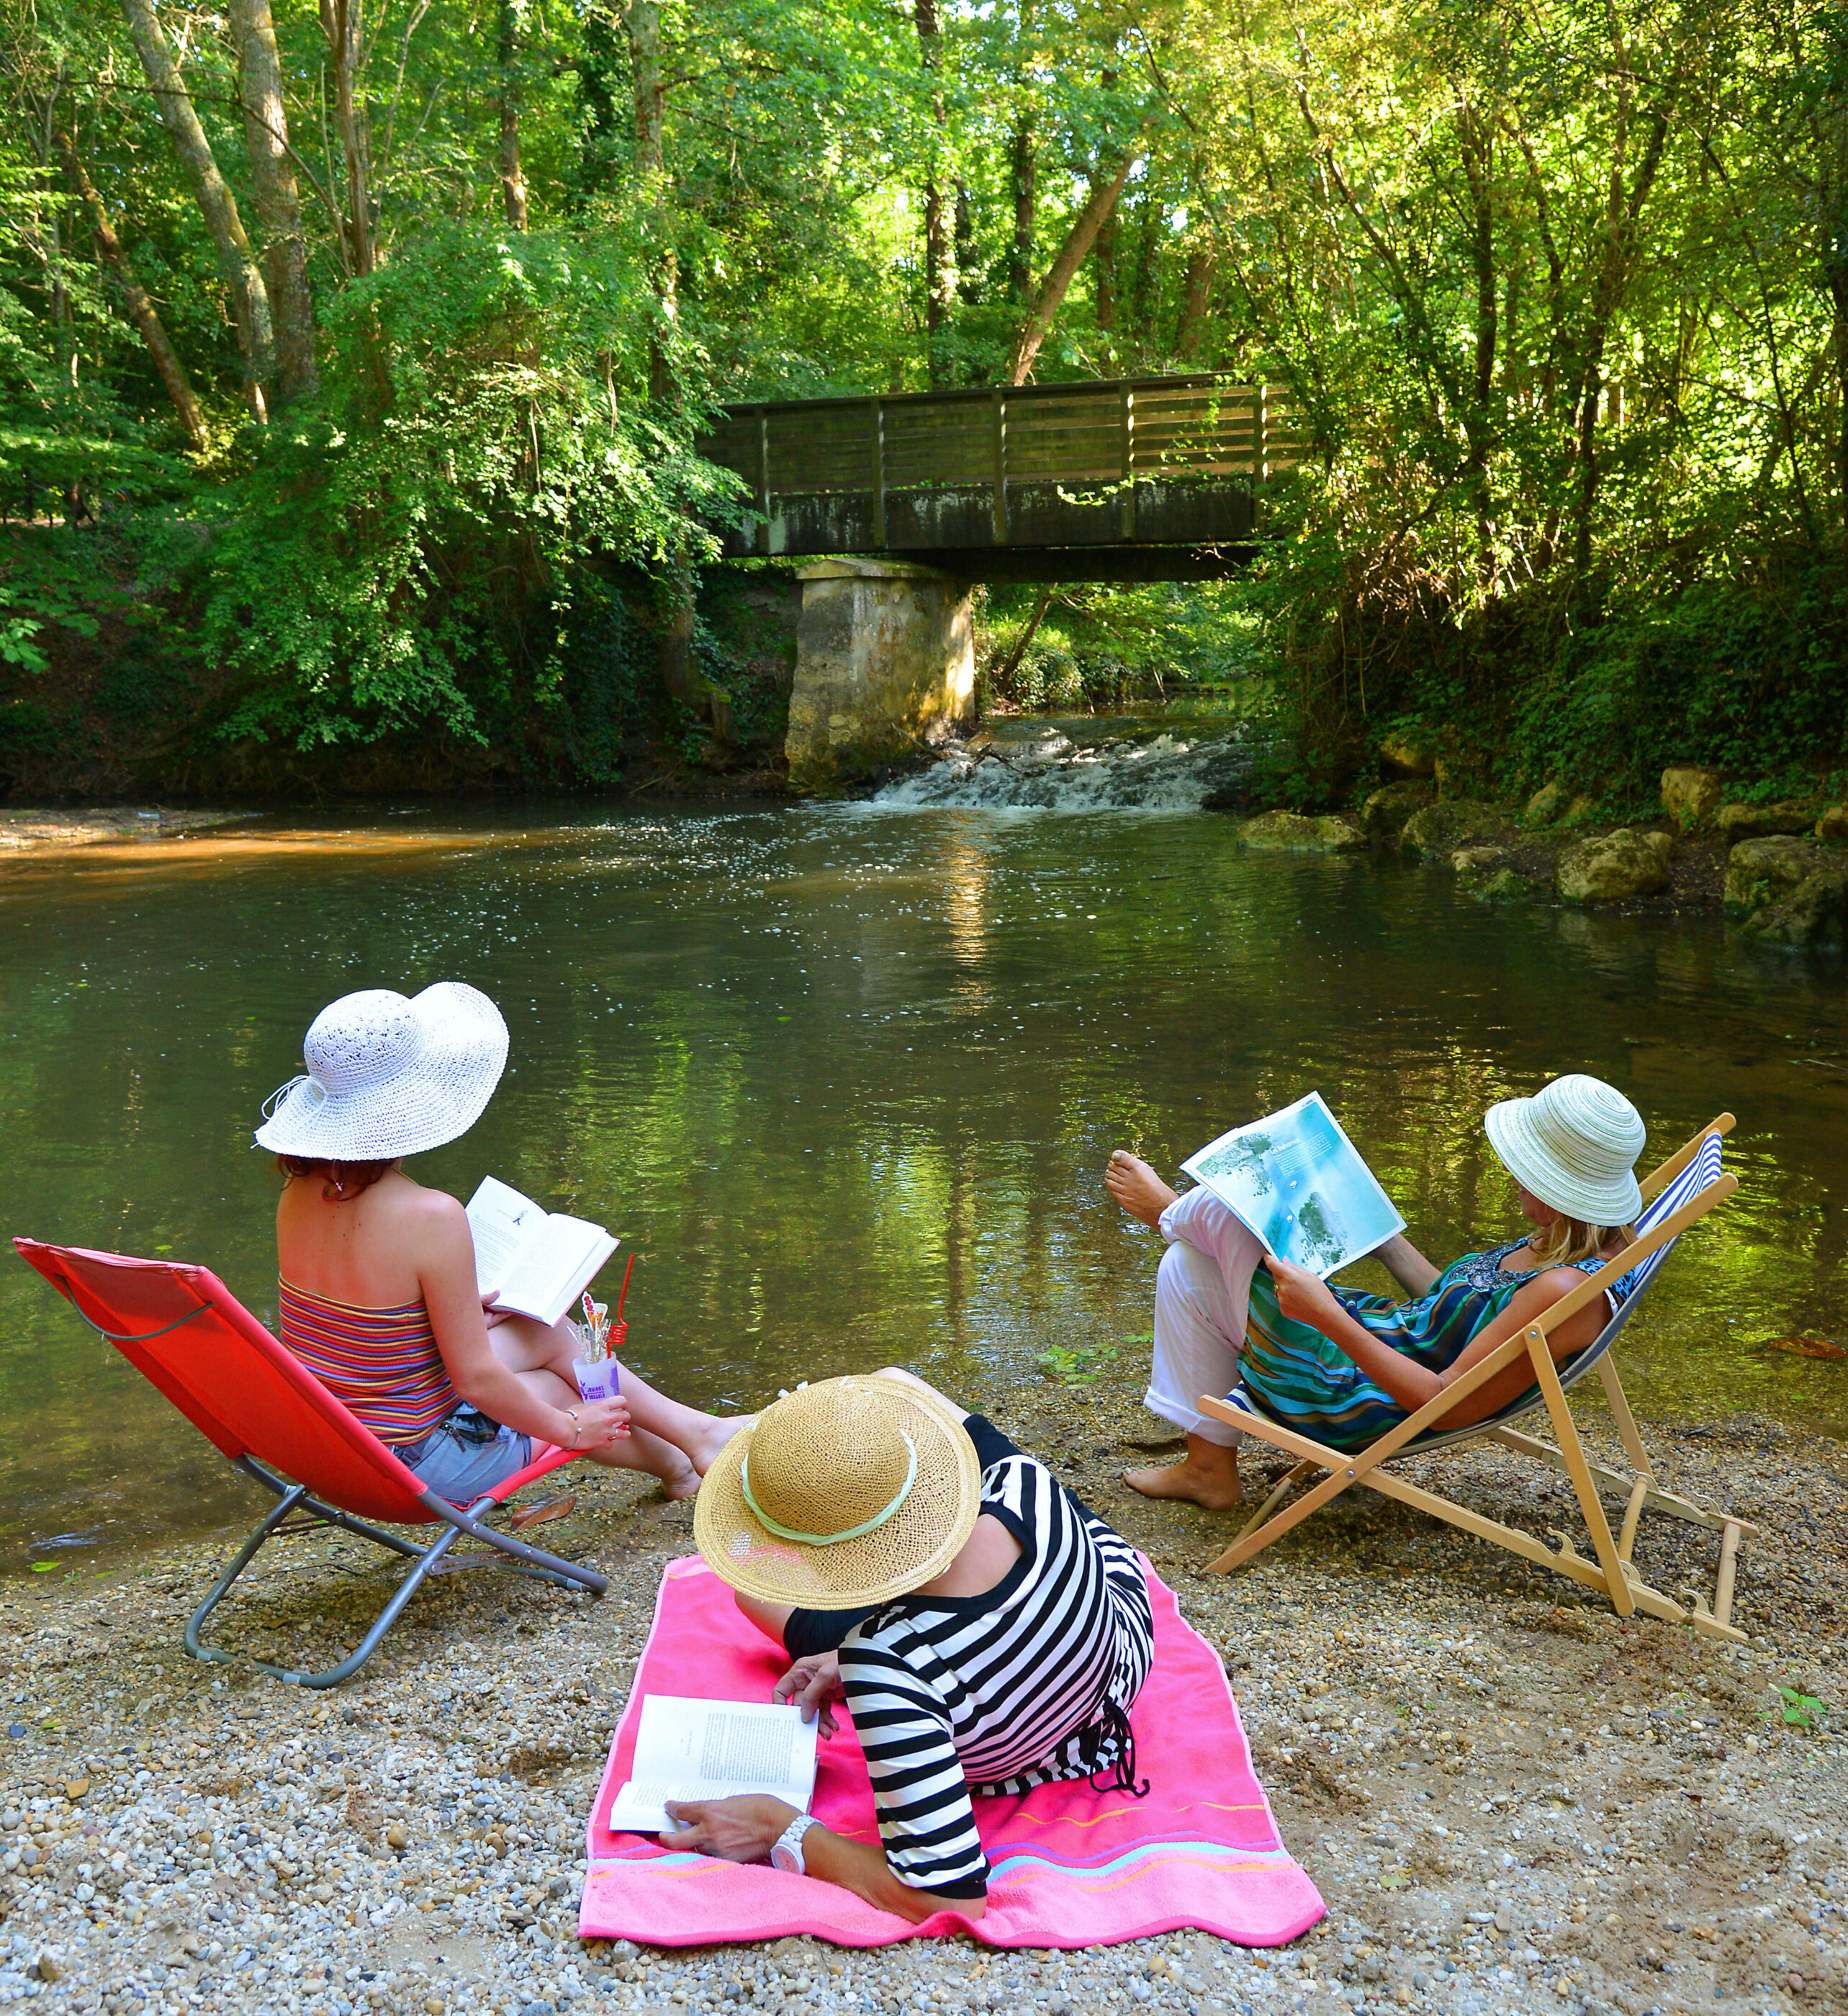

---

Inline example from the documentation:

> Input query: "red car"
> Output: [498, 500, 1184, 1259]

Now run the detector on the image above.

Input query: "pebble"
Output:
[0, 1408, 1839, 2016]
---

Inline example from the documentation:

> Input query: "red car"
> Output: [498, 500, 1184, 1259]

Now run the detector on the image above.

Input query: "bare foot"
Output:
[1106, 1150, 1179, 1228]
[686, 1413, 754, 1477]
[660, 1458, 701, 1502]
[1124, 1446, 1243, 1512]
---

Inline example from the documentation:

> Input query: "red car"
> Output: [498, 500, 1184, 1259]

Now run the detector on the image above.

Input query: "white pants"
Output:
[1144, 1187, 1266, 1449]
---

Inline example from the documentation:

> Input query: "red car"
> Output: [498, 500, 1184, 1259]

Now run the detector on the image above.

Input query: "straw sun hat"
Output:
[693, 1376, 983, 1608]
[253, 983, 509, 1161]
[1484, 1073, 1646, 1226]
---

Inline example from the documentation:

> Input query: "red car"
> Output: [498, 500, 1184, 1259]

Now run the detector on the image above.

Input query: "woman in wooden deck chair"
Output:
[1106, 1074, 1646, 1511]
[258, 983, 742, 1503]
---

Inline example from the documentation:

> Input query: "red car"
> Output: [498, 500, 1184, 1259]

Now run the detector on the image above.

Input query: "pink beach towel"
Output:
[580, 1556, 1323, 1950]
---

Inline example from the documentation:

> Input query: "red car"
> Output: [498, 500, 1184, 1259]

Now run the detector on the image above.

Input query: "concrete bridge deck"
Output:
[698, 375, 1302, 580]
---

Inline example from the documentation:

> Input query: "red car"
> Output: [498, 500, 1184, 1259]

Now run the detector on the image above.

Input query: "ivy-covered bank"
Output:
[0, 558, 804, 804]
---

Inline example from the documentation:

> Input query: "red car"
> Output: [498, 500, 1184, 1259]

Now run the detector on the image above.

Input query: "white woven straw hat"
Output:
[1484, 1074, 1645, 1225]
[693, 1376, 983, 1608]
[253, 983, 509, 1160]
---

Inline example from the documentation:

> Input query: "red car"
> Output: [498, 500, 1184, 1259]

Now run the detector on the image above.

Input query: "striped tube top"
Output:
[278, 1279, 459, 1446]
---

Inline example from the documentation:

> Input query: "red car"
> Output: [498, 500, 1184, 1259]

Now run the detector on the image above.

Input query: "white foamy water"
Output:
[872, 719, 1253, 811]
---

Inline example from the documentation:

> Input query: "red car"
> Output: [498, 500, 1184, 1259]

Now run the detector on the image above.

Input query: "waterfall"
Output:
[870, 716, 1254, 813]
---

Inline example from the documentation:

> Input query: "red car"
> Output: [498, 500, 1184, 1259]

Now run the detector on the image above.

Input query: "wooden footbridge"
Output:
[698, 375, 1301, 581]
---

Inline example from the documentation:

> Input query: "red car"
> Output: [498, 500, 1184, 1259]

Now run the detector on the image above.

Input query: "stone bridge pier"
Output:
[784, 558, 974, 795]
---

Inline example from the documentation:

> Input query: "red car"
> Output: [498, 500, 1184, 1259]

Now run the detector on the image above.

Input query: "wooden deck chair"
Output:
[1199, 1117, 1759, 1642]
[14, 1238, 608, 1687]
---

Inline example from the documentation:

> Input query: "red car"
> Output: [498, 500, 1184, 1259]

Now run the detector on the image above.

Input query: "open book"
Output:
[605, 1696, 819, 1836]
[464, 1176, 618, 1327]
[1181, 1091, 1405, 1279]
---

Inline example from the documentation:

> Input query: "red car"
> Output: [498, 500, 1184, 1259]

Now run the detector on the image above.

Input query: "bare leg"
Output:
[1125, 1433, 1242, 1511]
[489, 1316, 724, 1498]
[617, 1360, 751, 1476]
[1106, 1151, 1178, 1228]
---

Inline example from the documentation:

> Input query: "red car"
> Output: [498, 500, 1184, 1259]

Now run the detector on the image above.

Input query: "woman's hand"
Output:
[480, 1291, 516, 1331]
[661, 1794, 794, 1863]
[1265, 1254, 1347, 1335]
[564, 1395, 630, 1449]
[773, 1652, 846, 1736]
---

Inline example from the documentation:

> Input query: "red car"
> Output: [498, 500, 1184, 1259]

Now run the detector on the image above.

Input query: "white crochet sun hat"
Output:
[253, 984, 509, 1160]
[1484, 1074, 1646, 1226]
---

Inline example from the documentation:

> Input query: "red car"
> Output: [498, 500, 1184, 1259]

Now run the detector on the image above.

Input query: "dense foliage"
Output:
[0, 1, 1843, 796]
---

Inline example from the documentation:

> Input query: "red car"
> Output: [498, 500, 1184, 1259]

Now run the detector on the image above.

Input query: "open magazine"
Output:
[605, 1696, 819, 1835]
[1181, 1092, 1405, 1279]
[465, 1176, 618, 1327]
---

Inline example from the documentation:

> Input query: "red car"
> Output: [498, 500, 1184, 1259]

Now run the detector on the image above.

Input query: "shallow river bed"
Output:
[0, 799, 1844, 1565]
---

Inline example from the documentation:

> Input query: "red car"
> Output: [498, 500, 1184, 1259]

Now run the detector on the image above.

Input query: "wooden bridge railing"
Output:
[698, 376, 1303, 562]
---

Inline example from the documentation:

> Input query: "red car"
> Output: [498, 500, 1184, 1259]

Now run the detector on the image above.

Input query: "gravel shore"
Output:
[2, 1391, 1842, 2016]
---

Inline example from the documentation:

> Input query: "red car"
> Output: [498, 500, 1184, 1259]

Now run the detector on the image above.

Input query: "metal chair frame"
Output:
[16, 1239, 608, 1688]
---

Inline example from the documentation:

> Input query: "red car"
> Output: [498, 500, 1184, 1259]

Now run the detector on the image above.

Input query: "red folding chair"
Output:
[15, 1239, 607, 1687]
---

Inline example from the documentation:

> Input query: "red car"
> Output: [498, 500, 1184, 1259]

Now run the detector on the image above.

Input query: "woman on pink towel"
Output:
[659, 1369, 1153, 1922]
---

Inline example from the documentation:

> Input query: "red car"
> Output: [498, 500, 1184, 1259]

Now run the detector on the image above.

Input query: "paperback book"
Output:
[604, 1696, 819, 1836]
[465, 1176, 618, 1327]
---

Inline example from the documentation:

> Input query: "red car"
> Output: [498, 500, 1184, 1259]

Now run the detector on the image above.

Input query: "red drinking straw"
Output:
[613, 1251, 635, 1354]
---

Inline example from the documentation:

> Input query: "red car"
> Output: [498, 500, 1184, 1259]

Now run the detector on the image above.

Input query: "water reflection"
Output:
[0, 806, 1842, 1570]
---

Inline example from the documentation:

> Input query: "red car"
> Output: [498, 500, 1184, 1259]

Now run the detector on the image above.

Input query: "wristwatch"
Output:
[770, 1812, 818, 1876]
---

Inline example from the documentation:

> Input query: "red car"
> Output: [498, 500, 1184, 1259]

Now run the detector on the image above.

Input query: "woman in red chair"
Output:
[258, 983, 742, 1502]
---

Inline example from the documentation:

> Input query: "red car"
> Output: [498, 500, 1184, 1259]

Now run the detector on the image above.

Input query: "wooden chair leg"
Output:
[1525, 1328, 1636, 1619]
[1233, 1460, 1316, 1544]
[1596, 1355, 1655, 1477]
[1617, 1475, 1651, 1565]
[1713, 1522, 1744, 1632]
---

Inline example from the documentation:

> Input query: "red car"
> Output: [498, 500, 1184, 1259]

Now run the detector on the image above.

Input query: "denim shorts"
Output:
[399, 1405, 533, 1502]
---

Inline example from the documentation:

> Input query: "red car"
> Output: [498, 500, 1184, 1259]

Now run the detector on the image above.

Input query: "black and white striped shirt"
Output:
[835, 1423, 1153, 1899]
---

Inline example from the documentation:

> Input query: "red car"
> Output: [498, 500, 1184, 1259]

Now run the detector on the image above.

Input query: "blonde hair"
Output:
[1529, 1212, 1635, 1267]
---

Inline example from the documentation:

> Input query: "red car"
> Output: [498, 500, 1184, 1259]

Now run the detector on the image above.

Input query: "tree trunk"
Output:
[621, 0, 700, 711]
[497, 0, 528, 230]
[1011, 109, 1036, 306]
[320, 0, 374, 276]
[1006, 151, 1135, 384]
[55, 126, 209, 450]
[1091, 169, 1119, 333]
[1176, 240, 1215, 359]
[914, 0, 952, 381]
[1821, 114, 1848, 610]
[1827, 252, 1848, 613]
[623, 0, 675, 405]
[117, 0, 272, 415]
[955, 179, 978, 303]
[629, 0, 665, 173]
[1010, 0, 1035, 306]
[230, 0, 317, 403]
[991, 585, 1055, 692]
[1456, 90, 1497, 580]
[1130, 186, 1160, 353]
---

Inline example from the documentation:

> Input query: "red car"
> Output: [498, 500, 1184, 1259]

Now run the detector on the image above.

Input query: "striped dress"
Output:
[835, 1421, 1153, 1901]
[278, 1279, 459, 1446]
[1237, 1241, 1641, 1451]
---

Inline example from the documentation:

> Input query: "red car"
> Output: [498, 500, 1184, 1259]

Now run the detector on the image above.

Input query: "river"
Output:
[2, 746, 1844, 1570]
